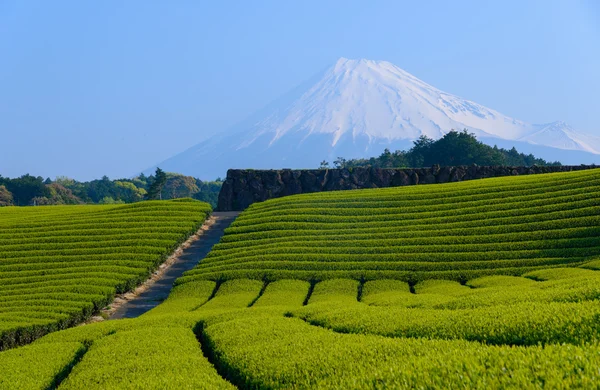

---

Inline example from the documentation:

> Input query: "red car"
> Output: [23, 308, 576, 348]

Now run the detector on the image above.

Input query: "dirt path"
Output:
[109, 211, 240, 319]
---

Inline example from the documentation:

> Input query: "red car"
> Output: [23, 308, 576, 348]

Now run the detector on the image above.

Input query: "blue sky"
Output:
[1, 0, 598, 180]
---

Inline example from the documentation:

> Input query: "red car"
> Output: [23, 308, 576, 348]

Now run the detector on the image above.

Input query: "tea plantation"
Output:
[0, 199, 211, 350]
[1, 169, 600, 389]
[185, 168, 600, 282]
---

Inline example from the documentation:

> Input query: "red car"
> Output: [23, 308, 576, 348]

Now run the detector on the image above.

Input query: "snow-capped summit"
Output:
[151, 58, 600, 179]
[256, 57, 533, 144]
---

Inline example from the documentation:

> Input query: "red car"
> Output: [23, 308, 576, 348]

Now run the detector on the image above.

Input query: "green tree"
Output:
[408, 135, 435, 167]
[146, 168, 167, 200]
[54, 176, 76, 187]
[1, 174, 49, 206]
[333, 157, 347, 169]
[114, 181, 146, 203]
[193, 178, 223, 208]
[164, 174, 200, 199]
[379, 149, 393, 168]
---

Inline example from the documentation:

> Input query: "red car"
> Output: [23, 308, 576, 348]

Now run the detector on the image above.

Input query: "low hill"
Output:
[0, 199, 211, 350]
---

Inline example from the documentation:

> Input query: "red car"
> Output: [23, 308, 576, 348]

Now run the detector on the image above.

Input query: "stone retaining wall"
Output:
[217, 165, 597, 211]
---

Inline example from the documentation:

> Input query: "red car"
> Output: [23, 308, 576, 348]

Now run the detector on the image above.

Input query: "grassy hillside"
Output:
[0, 199, 211, 350]
[1, 170, 600, 388]
[182, 168, 600, 283]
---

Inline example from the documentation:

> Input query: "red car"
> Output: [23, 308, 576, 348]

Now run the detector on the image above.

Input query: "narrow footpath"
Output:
[110, 211, 240, 319]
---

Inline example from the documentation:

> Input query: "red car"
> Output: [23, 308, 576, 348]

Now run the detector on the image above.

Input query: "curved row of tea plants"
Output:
[180, 169, 600, 283]
[3, 271, 600, 389]
[292, 268, 600, 346]
[0, 199, 211, 350]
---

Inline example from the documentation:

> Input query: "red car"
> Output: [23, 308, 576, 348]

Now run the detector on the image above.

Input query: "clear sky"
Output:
[1, 0, 599, 180]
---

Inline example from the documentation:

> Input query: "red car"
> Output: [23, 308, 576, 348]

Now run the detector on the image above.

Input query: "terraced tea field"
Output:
[0, 199, 211, 350]
[1, 169, 600, 389]
[184, 168, 600, 282]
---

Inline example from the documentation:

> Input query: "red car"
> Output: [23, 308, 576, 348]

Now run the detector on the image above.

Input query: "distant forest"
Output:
[321, 130, 562, 169]
[0, 170, 222, 208]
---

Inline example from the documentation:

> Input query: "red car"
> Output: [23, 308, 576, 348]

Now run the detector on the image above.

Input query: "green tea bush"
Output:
[202, 315, 600, 389]
[0, 341, 85, 389]
[0, 199, 211, 350]
[251, 279, 310, 307]
[59, 327, 233, 389]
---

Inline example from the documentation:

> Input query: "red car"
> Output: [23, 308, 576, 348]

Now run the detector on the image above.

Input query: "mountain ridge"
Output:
[149, 57, 600, 179]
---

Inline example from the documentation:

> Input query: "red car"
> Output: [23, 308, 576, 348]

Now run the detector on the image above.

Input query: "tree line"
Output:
[0, 168, 223, 208]
[320, 131, 561, 169]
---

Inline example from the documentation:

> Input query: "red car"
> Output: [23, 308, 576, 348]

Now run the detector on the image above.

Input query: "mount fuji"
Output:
[151, 58, 600, 179]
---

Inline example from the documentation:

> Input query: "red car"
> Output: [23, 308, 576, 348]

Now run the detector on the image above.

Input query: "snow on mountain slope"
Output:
[150, 58, 599, 179]
[519, 121, 600, 154]
[247, 58, 530, 146]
